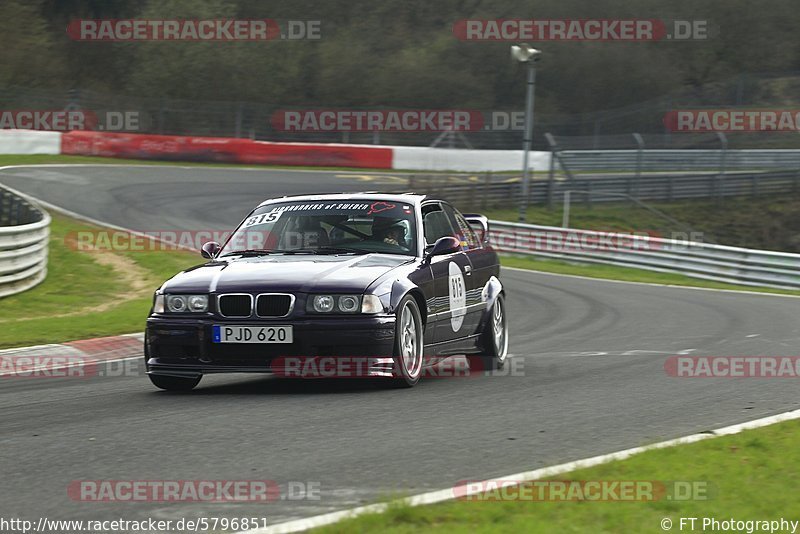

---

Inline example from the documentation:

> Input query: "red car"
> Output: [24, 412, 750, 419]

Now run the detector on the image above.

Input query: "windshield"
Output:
[220, 199, 417, 256]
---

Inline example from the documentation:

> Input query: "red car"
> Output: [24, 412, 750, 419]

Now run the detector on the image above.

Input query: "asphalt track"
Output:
[1, 165, 799, 528]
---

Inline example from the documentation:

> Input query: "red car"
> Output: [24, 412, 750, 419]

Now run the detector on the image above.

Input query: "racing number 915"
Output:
[451, 276, 464, 301]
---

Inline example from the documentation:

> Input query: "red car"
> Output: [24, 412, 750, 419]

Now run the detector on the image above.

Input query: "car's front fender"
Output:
[478, 275, 504, 328]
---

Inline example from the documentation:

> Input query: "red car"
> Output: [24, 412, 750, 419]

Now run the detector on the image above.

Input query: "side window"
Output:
[421, 203, 456, 246]
[443, 204, 479, 250]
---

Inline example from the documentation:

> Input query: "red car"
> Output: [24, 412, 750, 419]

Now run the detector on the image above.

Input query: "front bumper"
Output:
[145, 314, 397, 377]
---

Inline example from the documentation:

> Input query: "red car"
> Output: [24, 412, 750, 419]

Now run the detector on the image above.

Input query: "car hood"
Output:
[160, 253, 414, 294]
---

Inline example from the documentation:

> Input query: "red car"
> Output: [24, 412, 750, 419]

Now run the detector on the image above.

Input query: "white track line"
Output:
[239, 408, 800, 534]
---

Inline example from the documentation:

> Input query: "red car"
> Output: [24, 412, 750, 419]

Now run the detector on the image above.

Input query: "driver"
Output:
[371, 217, 407, 247]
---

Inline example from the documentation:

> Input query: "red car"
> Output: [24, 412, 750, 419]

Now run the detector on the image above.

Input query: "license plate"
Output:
[213, 325, 293, 344]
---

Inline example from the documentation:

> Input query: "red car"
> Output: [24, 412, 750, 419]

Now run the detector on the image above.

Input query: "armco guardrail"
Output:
[414, 169, 800, 208]
[489, 220, 800, 290]
[560, 149, 800, 171]
[0, 187, 50, 298]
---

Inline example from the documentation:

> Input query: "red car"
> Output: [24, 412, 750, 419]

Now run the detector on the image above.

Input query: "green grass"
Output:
[485, 193, 800, 254]
[313, 419, 800, 533]
[500, 255, 800, 296]
[0, 213, 197, 348]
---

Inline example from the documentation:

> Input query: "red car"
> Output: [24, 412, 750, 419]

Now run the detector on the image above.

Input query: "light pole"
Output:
[511, 43, 541, 222]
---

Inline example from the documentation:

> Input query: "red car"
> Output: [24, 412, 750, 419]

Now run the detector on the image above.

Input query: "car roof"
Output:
[256, 192, 431, 208]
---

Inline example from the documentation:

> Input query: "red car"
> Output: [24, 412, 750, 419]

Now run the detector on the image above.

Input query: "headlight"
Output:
[312, 295, 335, 313]
[153, 293, 165, 313]
[163, 294, 208, 313]
[167, 295, 186, 312]
[187, 295, 209, 312]
[307, 294, 383, 314]
[338, 295, 360, 312]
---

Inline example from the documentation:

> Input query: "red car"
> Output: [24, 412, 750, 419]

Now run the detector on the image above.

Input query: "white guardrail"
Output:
[0, 188, 50, 298]
[489, 220, 800, 290]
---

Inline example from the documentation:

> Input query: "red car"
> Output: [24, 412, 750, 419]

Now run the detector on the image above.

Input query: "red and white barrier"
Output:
[60, 131, 394, 169]
[392, 145, 549, 172]
[0, 129, 61, 155]
[0, 129, 551, 172]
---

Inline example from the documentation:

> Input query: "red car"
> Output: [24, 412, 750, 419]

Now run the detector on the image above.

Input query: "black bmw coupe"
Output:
[145, 193, 507, 389]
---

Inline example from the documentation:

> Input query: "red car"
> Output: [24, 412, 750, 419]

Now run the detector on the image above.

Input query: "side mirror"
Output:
[463, 214, 489, 243]
[426, 236, 461, 261]
[201, 241, 221, 259]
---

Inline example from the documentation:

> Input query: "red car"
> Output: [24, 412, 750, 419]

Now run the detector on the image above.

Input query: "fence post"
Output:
[716, 132, 728, 204]
[482, 174, 491, 210]
[547, 144, 556, 210]
[633, 133, 644, 200]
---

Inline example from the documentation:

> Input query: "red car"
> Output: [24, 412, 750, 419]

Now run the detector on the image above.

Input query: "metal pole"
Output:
[547, 138, 556, 209]
[562, 190, 571, 228]
[716, 132, 728, 203]
[633, 132, 644, 200]
[518, 62, 537, 222]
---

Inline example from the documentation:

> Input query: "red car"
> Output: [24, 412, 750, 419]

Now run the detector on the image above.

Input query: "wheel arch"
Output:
[390, 279, 428, 326]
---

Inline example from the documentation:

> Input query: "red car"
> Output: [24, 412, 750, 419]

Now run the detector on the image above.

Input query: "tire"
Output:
[148, 374, 202, 391]
[390, 295, 424, 388]
[472, 293, 508, 372]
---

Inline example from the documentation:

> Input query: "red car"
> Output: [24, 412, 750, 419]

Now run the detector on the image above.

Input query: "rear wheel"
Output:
[471, 293, 508, 373]
[390, 295, 424, 388]
[148, 374, 201, 391]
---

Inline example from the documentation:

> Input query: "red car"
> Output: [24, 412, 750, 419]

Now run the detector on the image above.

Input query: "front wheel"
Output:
[472, 293, 508, 372]
[390, 295, 424, 388]
[148, 374, 202, 391]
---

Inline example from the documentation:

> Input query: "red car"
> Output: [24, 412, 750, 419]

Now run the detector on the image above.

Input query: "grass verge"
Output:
[313, 418, 800, 533]
[0, 213, 197, 348]
[484, 192, 800, 254]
